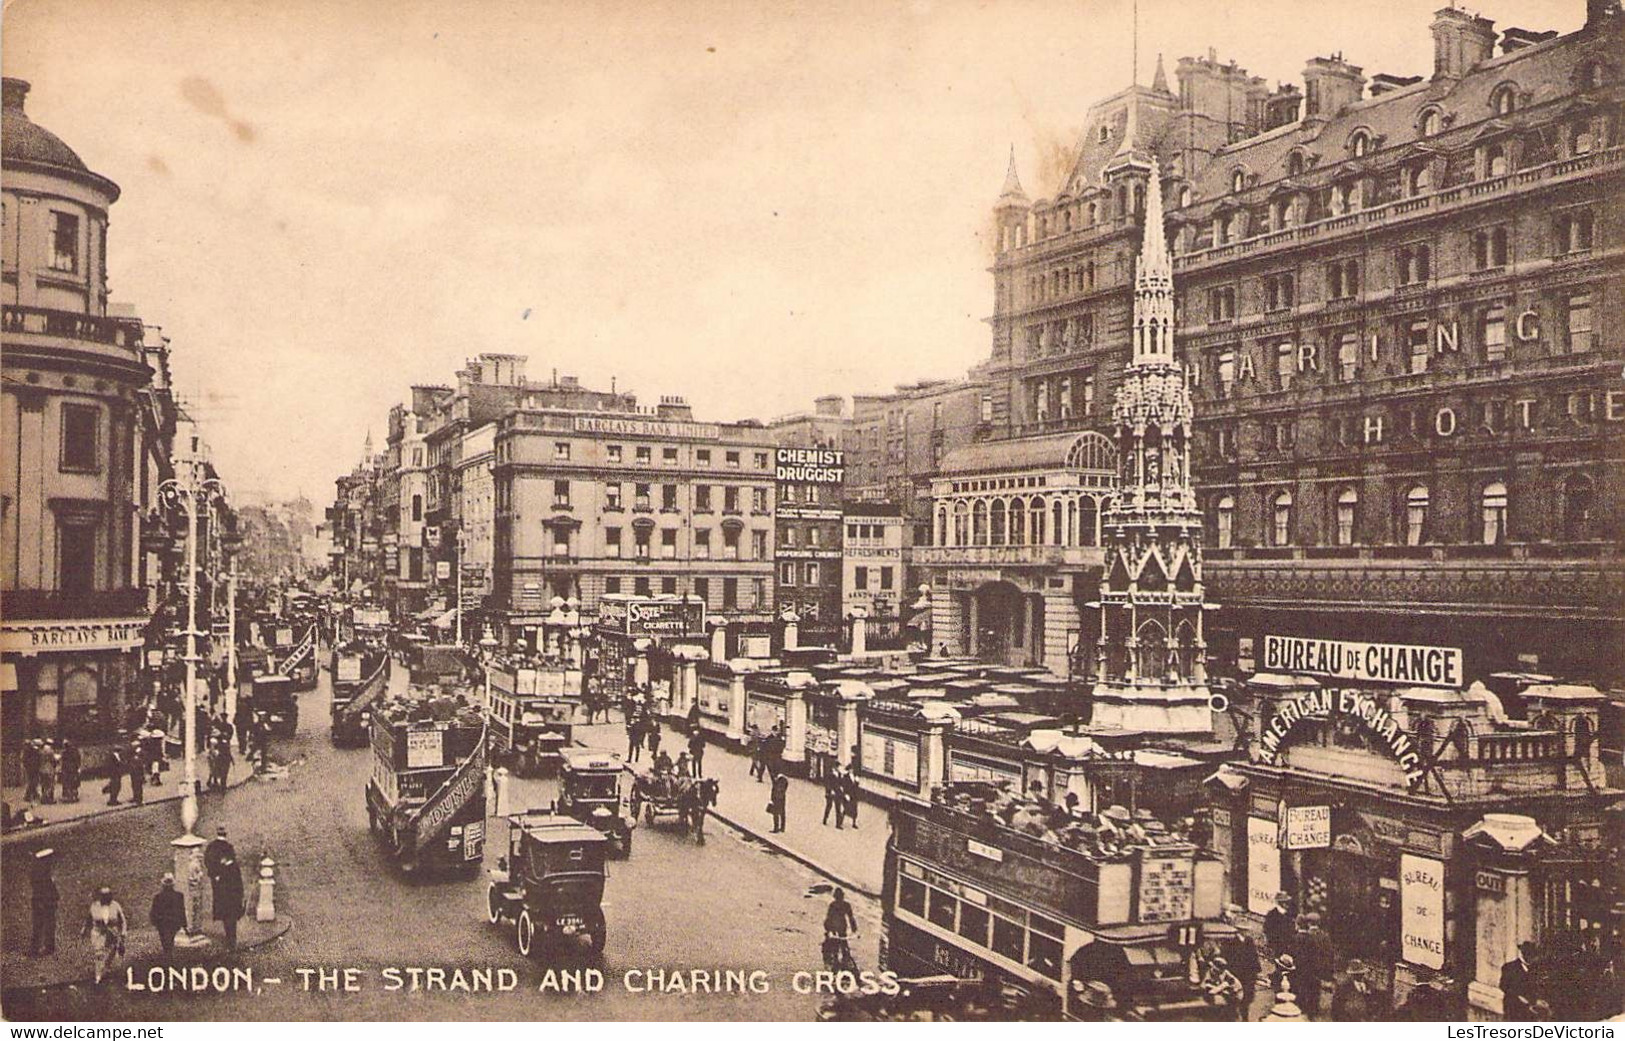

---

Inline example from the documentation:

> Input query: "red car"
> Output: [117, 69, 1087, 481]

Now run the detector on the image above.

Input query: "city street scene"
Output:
[2, 0, 1622, 1027]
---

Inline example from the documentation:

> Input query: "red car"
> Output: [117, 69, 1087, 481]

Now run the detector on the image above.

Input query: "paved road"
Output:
[3, 666, 879, 1021]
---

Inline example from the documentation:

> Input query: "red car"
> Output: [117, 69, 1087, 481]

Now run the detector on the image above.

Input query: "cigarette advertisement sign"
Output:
[1400, 853, 1446, 969]
[1262, 634, 1463, 689]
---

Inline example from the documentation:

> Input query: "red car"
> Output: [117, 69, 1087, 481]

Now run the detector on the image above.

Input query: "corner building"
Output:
[979, 1, 1624, 684]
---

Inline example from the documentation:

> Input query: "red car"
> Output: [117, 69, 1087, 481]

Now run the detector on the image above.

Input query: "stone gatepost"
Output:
[1464, 813, 1548, 1021]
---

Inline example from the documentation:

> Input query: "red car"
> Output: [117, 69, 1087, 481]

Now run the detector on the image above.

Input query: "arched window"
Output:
[1030, 498, 1046, 545]
[990, 499, 1006, 545]
[1087, 202, 1097, 225]
[1481, 481, 1508, 545]
[1492, 84, 1517, 117]
[1350, 130, 1372, 157]
[1409, 163, 1432, 195]
[1178, 184, 1193, 208]
[1231, 168, 1246, 194]
[1136, 620, 1168, 681]
[1420, 108, 1442, 137]
[1486, 143, 1508, 178]
[1009, 498, 1027, 545]
[1562, 474, 1594, 541]
[1271, 489, 1293, 547]
[1336, 487, 1359, 546]
[1578, 61, 1605, 91]
[972, 500, 988, 546]
[1052, 500, 1064, 546]
[1405, 485, 1430, 547]
[1286, 151, 1304, 177]
[1066, 499, 1079, 547]
[1574, 716, 1595, 759]
[1216, 495, 1235, 549]
[935, 505, 948, 547]
[953, 501, 969, 546]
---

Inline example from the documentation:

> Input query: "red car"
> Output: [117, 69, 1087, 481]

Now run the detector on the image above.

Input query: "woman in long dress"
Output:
[82, 887, 127, 984]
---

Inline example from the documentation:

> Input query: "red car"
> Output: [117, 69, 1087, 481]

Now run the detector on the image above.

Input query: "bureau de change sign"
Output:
[1262, 634, 1463, 689]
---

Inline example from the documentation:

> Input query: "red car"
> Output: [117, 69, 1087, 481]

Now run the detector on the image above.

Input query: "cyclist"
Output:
[823, 888, 860, 972]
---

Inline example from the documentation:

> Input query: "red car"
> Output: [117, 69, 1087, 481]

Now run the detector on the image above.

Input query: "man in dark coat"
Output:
[127, 743, 145, 805]
[205, 826, 236, 885]
[104, 749, 124, 806]
[768, 772, 789, 833]
[213, 854, 245, 949]
[687, 730, 706, 778]
[1223, 926, 1262, 1013]
[59, 741, 81, 803]
[29, 848, 58, 956]
[645, 718, 662, 759]
[1499, 941, 1539, 1022]
[1331, 959, 1379, 1022]
[842, 768, 861, 829]
[149, 873, 187, 959]
[1294, 913, 1335, 1017]
[23, 740, 42, 801]
[1263, 893, 1295, 955]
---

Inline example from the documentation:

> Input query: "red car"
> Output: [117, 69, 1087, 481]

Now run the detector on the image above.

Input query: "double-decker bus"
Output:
[882, 782, 1235, 1021]
[486, 660, 579, 777]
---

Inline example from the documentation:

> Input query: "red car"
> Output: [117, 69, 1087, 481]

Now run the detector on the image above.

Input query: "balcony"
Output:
[3, 587, 149, 621]
[1174, 145, 1625, 273]
[3, 305, 145, 349]
[912, 544, 1104, 568]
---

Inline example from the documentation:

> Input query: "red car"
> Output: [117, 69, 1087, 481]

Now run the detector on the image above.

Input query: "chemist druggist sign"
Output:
[1262, 635, 1463, 690]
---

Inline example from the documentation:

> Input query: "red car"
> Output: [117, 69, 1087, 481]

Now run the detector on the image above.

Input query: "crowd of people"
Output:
[934, 780, 1210, 862]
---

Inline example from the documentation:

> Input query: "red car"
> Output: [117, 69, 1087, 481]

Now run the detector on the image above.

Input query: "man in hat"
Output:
[1263, 892, 1296, 956]
[1200, 954, 1246, 1019]
[103, 747, 123, 806]
[29, 848, 59, 956]
[1331, 959, 1379, 1021]
[59, 740, 81, 803]
[127, 741, 146, 805]
[1499, 941, 1540, 1021]
[1221, 909, 1262, 1013]
[212, 854, 245, 950]
[37, 744, 57, 804]
[205, 826, 236, 885]
[1294, 912, 1334, 1017]
[149, 873, 187, 959]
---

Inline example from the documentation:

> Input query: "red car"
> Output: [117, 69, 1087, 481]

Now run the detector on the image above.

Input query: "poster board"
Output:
[1247, 816, 1282, 916]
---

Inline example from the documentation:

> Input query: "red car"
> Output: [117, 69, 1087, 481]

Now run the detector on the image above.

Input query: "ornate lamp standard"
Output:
[158, 459, 227, 944]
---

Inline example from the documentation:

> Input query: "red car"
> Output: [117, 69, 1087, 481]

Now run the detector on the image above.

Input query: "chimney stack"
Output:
[1587, 0, 1622, 28]
[1499, 27, 1557, 53]
[1369, 72, 1424, 96]
[2, 78, 28, 113]
[1302, 54, 1366, 120]
[1430, 7, 1497, 81]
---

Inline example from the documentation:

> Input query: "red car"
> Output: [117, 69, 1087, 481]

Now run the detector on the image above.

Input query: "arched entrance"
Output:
[967, 581, 1041, 667]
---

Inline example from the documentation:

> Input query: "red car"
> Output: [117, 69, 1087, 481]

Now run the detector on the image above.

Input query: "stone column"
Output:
[836, 696, 861, 769]
[783, 689, 808, 774]
[679, 660, 699, 718]
[710, 622, 728, 663]
[850, 606, 868, 656]
[967, 596, 980, 655]
[727, 667, 749, 743]
[918, 720, 950, 799]
[1465, 814, 1546, 1021]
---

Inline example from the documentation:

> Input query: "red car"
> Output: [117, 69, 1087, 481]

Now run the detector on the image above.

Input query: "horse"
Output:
[678, 778, 720, 843]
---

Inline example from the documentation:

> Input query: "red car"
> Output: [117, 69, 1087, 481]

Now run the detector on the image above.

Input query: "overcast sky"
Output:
[4, 0, 1582, 503]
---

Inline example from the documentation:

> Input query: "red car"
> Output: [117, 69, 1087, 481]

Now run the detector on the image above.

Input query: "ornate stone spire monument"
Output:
[1090, 158, 1213, 734]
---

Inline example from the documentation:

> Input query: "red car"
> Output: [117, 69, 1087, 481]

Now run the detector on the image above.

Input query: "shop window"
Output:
[1481, 482, 1508, 545]
[1216, 496, 1235, 549]
[50, 211, 79, 272]
[60, 404, 100, 472]
[1405, 486, 1430, 546]
[60, 667, 100, 738]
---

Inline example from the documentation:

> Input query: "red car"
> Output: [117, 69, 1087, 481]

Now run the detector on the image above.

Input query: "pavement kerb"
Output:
[1, 762, 262, 846]
[701, 803, 882, 902]
[4, 917, 294, 993]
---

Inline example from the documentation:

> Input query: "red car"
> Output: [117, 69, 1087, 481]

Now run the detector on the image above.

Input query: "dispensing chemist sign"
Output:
[1263, 635, 1463, 689]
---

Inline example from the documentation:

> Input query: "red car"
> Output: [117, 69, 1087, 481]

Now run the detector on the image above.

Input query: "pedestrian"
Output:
[842, 767, 861, 829]
[625, 716, 643, 763]
[686, 701, 701, 735]
[674, 751, 692, 779]
[1200, 955, 1246, 1019]
[1263, 892, 1295, 956]
[38, 744, 58, 804]
[236, 708, 250, 754]
[217, 738, 236, 791]
[103, 748, 123, 806]
[149, 873, 187, 960]
[205, 825, 236, 884]
[1500, 941, 1540, 1022]
[23, 739, 43, 801]
[645, 718, 662, 759]
[59, 740, 81, 803]
[822, 769, 844, 828]
[213, 853, 245, 950]
[748, 726, 766, 782]
[768, 771, 789, 833]
[1331, 959, 1379, 1022]
[687, 730, 706, 778]
[29, 848, 58, 956]
[1222, 918, 1262, 1013]
[127, 743, 146, 805]
[766, 724, 785, 776]
[1294, 912, 1334, 1017]
[81, 886, 127, 985]
[216, 713, 235, 751]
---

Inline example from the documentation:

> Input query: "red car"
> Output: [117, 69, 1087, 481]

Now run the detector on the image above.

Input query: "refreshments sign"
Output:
[775, 447, 845, 485]
[1262, 634, 1462, 689]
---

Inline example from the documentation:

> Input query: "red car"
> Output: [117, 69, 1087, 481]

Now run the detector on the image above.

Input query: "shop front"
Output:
[594, 594, 705, 701]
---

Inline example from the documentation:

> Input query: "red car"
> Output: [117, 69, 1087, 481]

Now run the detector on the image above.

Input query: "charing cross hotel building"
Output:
[921, 0, 1624, 688]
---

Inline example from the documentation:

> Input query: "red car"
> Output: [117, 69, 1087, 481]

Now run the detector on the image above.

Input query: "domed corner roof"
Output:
[2, 79, 119, 202]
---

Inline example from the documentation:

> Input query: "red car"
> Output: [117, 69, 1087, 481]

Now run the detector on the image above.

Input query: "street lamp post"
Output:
[159, 461, 226, 946]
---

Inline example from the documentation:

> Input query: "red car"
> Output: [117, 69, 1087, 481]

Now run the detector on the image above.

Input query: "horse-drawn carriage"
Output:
[627, 764, 718, 840]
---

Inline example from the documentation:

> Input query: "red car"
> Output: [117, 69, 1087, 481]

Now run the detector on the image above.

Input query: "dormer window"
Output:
[1578, 61, 1606, 91]
[1178, 185, 1193, 208]
[1230, 169, 1246, 193]
[1419, 107, 1442, 137]
[1098, 124, 1111, 144]
[1286, 151, 1305, 177]
[1349, 130, 1372, 157]
[1491, 84, 1517, 117]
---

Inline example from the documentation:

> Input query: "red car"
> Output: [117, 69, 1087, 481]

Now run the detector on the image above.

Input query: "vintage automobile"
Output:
[249, 674, 299, 735]
[554, 748, 633, 857]
[486, 813, 609, 958]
